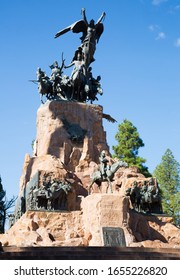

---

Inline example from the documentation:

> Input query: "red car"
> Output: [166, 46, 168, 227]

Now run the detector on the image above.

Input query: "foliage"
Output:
[0, 176, 16, 233]
[112, 119, 151, 177]
[153, 149, 180, 225]
[0, 176, 6, 233]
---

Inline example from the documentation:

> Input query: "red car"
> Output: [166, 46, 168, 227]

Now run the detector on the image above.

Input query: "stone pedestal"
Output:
[81, 194, 133, 246]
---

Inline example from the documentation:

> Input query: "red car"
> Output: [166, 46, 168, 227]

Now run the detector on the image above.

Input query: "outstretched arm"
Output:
[64, 61, 74, 69]
[81, 8, 88, 25]
[96, 12, 106, 24]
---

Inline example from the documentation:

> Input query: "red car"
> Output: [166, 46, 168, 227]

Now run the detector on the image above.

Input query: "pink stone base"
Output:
[81, 194, 133, 246]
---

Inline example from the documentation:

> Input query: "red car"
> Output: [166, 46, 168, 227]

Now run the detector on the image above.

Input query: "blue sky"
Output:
[0, 0, 180, 199]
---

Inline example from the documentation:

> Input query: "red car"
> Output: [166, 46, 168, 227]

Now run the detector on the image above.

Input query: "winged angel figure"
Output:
[55, 8, 106, 69]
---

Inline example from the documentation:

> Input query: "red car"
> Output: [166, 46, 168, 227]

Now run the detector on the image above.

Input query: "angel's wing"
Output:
[102, 113, 117, 123]
[54, 25, 71, 38]
[54, 20, 87, 39]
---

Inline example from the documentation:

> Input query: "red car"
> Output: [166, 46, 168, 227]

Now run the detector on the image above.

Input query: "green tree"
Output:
[153, 149, 180, 225]
[112, 119, 151, 177]
[0, 176, 6, 233]
[0, 176, 16, 233]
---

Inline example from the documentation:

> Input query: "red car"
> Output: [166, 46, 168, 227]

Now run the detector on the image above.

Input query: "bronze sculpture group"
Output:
[89, 151, 162, 215]
[27, 177, 72, 211]
[31, 8, 105, 104]
[126, 178, 162, 214]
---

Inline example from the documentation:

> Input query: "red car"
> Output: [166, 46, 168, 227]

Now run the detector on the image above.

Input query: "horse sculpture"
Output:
[38, 77, 54, 103]
[71, 67, 87, 102]
[48, 182, 72, 210]
[125, 186, 141, 212]
[88, 160, 128, 194]
[35, 68, 54, 103]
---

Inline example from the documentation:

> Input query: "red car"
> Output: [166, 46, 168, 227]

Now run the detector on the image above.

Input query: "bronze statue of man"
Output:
[99, 150, 109, 178]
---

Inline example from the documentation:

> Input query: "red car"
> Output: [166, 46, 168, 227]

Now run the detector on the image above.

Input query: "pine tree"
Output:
[0, 176, 16, 233]
[153, 149, 180, 225]
[0, 176, 6, 233]
[112, 119, 151, 177]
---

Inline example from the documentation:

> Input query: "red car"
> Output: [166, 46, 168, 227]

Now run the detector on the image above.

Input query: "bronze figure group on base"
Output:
[31, 8, 105, 104]
[126, 178, 163, 214]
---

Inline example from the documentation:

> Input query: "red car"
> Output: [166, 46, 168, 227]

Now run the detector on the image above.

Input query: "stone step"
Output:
[0, 246, 180, 260]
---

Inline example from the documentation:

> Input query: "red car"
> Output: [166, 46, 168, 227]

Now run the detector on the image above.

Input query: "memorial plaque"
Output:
[102, 227, 126, 247]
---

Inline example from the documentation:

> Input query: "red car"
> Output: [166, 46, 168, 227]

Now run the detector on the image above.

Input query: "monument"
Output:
[0, 8, 180, 256]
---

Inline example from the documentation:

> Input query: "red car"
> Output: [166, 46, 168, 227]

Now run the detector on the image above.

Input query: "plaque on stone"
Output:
[102, 227, 126, 247]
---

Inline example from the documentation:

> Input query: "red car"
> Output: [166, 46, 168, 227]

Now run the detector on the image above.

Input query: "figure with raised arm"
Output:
[81, 8, 106, 67]
[54, 8, 106, 69]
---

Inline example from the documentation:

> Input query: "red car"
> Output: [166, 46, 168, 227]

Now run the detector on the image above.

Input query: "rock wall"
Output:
[19, 101, 109, 195]
[0, 211, 86, 247]
[35, 101, 109, 168]
[129, 211, 180, 248]
[1, 194, 180, 248]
